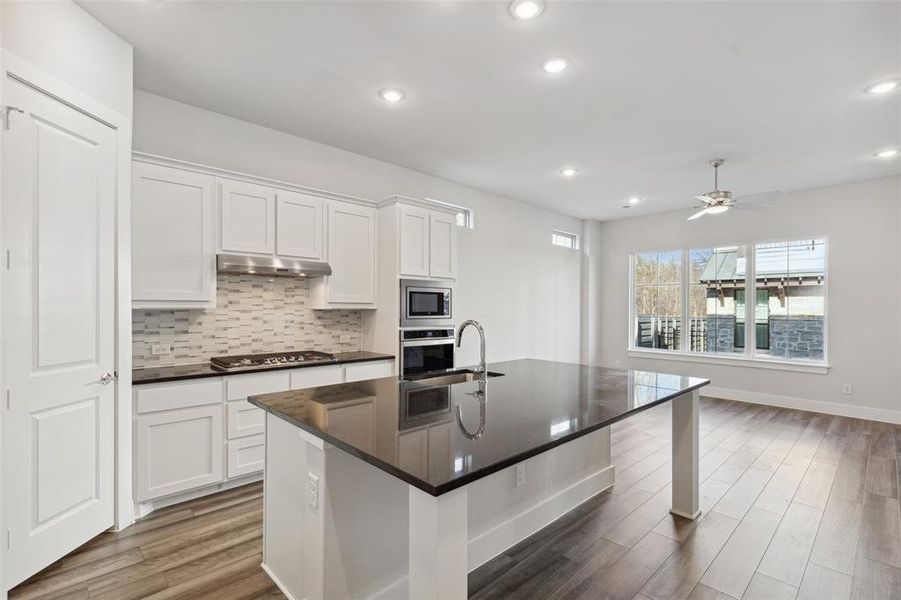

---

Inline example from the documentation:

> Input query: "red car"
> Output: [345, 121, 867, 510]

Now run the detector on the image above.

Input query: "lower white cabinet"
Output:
[227, 400, 266, 439]
[136, 404, 224, 502]
[227, 434, 266, 478]
[134, 359, 394, 503]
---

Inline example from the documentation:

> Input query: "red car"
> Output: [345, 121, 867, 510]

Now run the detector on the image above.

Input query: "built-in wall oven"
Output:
[400, 279, 453, 327]
[399, 328, 455, 379]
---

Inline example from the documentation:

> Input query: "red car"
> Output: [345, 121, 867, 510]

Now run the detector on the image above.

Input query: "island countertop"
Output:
[248, 358, 709, 496]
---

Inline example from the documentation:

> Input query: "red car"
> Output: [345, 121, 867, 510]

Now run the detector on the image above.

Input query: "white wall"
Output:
[1, 0, 133, 117]
[595, 176, 901, 420]
[132, 91, 584, 366]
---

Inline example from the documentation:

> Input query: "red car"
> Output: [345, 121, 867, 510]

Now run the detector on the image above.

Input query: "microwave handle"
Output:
[402, 339, 454, 348]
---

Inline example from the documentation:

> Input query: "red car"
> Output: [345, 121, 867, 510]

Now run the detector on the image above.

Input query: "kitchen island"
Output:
[249, 359, 709, 600]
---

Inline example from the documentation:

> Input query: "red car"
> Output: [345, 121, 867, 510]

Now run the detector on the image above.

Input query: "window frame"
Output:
[628, 236, 829, 373]
[552, 229, 579, 250]
[423, 197, 474, 229]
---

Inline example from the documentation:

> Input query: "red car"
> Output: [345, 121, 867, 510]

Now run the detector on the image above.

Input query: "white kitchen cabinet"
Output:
[227, 434, 266, 479]
[398, 204, 430, 277]
[135, 404, 224, 502]
[311, 200, 377, 308]
[389, 200, 457, 280]
[276, 190, 324, 260]
[219, 179, 276, 255]
[290, 365, 345, 390]
[132, 162, 216, 309]
[429, 210, 458, 279]
[344, 360, 394, 382]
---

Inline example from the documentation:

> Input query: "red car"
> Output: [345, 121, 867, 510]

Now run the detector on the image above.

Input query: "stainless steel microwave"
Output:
[400, 280, 453, 327]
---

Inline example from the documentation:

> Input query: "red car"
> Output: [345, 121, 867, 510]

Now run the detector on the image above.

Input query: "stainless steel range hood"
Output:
[217, 254, 332, 278]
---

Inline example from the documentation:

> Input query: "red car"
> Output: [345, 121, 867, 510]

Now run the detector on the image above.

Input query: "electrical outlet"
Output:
[614, 360, 622, 368]
[515, 464, 526, 488]
[339, 334, 352, 343]
[307, 473, 320, 511]
[842, 383, 852, 395]
[151, 344, 171, 356]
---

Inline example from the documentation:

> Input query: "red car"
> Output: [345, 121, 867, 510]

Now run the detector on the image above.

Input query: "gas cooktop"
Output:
[210, 351, 337, 371]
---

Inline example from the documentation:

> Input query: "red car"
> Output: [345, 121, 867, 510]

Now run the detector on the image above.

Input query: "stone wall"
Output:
[768, 315, 825, 360]
[702, 315, 824, 359]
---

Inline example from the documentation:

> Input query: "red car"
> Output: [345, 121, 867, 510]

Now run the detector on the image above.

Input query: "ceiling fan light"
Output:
[707, 205, 730, 215]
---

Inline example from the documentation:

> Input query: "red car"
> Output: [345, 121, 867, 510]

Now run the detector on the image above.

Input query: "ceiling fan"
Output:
[687, 159, 781, 221]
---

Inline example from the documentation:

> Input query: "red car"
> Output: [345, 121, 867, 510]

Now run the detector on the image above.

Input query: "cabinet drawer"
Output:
[227, 434, 265, 478]
[135, 378, 223, 414]
[226, 371, 290, 401]
[227, 400, 265, 439]
[136, 405, 224, 502]
[344, 360, 394, 383]
[289, 365, 344, 390]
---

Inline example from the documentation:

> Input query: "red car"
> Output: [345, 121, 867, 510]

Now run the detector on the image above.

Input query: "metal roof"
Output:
[699, 241, 825, 283]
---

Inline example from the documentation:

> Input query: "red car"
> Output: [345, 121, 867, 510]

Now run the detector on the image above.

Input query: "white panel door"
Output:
[1, 78, 117, 587]
[276, 190, 324, 260]
[219, 179, 276, 254]
[327, 201, 376, 304]
[429, 211, 457, 279]
[132, 162, 215, 306]
[398, 204, 430, 277]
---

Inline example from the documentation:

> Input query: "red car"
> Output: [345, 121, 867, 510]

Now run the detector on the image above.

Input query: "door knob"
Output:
[99, 372, 115, 385]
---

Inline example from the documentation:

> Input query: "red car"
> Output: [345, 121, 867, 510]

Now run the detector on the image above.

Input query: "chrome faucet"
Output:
[456, 319, 486, 382]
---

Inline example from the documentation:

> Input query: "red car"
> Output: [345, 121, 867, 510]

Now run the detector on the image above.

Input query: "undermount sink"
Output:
[408, 369, 504, 386]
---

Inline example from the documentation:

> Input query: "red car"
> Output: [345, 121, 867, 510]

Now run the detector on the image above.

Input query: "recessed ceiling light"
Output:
[541, 58, 570, 74]
[559, 166, 581, 177]
[510, 0, 543, 21]
[628, 197, 640, 205]
[379, 88, 405, 103]
[875, 148, 900, 159]
[865, 79, 900, 95]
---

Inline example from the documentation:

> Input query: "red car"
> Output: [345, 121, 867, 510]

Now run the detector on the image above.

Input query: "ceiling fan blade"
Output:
[687, 207, 710, 221]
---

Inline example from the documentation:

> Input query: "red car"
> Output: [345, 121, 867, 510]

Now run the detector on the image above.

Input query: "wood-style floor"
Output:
[10, 397, 901, 600]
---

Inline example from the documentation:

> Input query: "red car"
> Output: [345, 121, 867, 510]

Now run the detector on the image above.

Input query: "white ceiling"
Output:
[80, 1, 900, 220]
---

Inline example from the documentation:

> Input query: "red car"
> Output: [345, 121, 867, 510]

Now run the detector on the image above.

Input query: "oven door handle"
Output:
[401, 339, 455, 348]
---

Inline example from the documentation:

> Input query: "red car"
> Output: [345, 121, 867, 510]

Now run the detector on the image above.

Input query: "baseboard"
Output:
[467, 464, 615, 571]
[133, 473, 263, 520]
[705, 386, 901, 425]
[262, 563, 298, 600]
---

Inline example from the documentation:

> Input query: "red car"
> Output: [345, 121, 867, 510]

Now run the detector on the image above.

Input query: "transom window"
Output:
[630, 238, 827, 365]
[552, 230, 579, 249]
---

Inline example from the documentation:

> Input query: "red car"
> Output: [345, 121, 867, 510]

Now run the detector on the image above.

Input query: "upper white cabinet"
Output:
[219, 179, 276, 255]
[312, 200, 377, 308]
[429, 210, 457, 279]
[276, 190, 324, 260]
[399, 204, 430, 277]
[132, 161, 216, 309]
[386, 199, 458, 280]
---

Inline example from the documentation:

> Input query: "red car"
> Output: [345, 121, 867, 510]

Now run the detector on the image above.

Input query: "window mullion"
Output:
[681, 249, 690, 353]
[745, 243, 755, 360]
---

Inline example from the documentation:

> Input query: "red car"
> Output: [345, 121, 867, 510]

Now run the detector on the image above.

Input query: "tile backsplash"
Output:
[132, 274, 362, 368]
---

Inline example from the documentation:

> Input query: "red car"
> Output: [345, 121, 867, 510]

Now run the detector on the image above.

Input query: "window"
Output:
[632, 251, 682, 350]
[688, 246, 745, 355]
[754, 239, 826, 361]
[629, 238, 827, 366]
[552, 230, 579, 249]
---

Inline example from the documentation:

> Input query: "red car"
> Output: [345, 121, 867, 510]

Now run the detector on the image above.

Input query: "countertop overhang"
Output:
[248, 359, 710, 496]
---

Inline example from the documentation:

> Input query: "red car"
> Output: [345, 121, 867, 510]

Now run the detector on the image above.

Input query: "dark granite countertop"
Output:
[132, 351, 395, 385]
[248, 358, 709, 496]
